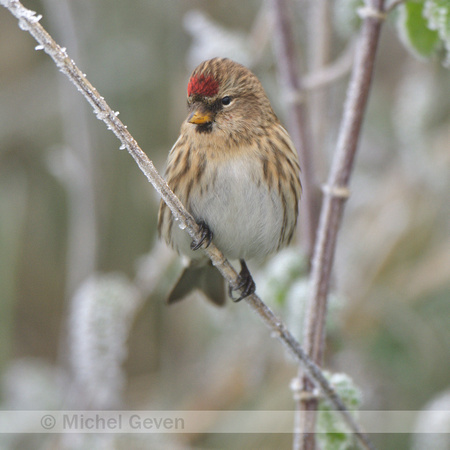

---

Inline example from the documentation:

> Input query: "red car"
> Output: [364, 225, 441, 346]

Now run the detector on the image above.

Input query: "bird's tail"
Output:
[167, 260, 226, 306]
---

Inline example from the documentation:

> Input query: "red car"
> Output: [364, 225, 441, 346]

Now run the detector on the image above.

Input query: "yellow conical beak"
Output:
[188, 110, 213, 125]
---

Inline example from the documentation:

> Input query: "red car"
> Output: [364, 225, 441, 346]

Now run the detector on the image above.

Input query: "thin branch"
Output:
[270, 0, 320, 261]
[305, 0, 331, 186]
[294, 2, 333, 449]
[302, 40, 356, 91]
[299, 0, 386, 448]
[1, 1, 373, 448]
[270, 3, 354, 449]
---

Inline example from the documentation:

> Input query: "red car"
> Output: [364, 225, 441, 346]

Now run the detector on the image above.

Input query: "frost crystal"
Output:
[18, 18, 29, 31]
[96, 111, 108, 121]
[17, 8, 42, 30]
[35, 44, 44, 51]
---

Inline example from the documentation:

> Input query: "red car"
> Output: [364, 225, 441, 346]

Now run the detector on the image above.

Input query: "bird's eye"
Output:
[221, 96, 232, 106]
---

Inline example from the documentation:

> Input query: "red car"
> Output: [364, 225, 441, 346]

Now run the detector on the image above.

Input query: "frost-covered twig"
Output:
[1, 1, 372, 446]
[299, 0, 387, 448]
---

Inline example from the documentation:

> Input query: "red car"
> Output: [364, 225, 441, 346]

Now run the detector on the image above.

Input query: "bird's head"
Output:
[185, 58, 276, 137]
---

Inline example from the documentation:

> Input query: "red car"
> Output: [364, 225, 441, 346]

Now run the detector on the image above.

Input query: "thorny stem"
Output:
[1, 1, 373, 448]
[271, 0, 320, 262]
[299, 0, 386, 449]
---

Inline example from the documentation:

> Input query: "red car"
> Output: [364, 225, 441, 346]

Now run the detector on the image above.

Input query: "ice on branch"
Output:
[19, 12, 42, 30]
[96, 110, 108, 121]
[2, 0, 42, 31]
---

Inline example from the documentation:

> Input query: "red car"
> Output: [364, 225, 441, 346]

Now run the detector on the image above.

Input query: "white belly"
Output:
[178, 157, 284, 261]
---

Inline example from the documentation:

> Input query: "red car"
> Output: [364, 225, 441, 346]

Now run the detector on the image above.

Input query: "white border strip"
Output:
[0, 410, 449, 434]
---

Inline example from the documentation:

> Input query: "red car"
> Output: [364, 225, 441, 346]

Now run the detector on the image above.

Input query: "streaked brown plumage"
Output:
[158, 57, 301, 305]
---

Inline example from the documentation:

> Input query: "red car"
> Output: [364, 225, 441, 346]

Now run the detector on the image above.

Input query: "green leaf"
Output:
[317, 372, 363, 450]
[424, 0, 450, 39]
[399, 1, 441, 58]
[424, 0, 450, 65]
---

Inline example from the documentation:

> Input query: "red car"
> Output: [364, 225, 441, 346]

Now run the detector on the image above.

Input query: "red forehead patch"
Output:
[187, 74, 219, 97]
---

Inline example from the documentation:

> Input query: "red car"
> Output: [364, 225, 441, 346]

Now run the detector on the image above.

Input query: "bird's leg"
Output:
[190, 220, 213, 251]
[229, 259, 256, 302]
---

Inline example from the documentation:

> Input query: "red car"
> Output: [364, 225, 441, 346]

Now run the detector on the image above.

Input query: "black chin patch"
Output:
[195, 122, 213, 134]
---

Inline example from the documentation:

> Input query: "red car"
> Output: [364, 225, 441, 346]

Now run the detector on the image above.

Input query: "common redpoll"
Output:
[158, 57, 301, 305]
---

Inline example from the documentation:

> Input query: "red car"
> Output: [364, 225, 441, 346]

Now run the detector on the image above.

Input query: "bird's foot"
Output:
[190, 220, 213, 251]
[229, 260, 255, 302]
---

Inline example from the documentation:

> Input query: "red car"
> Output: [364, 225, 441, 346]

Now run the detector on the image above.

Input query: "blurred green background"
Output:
[1, 0, 449, 449]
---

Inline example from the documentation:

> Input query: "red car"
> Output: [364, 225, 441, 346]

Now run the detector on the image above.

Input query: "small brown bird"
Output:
[158, 57, 301, 305]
